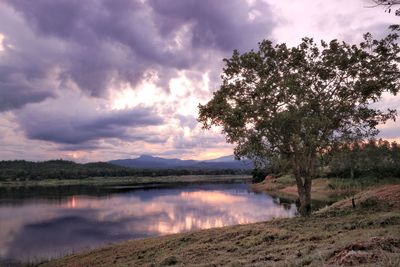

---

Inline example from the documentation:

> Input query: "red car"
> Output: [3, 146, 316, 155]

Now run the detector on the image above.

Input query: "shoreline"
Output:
[0, 174, 252, 188]
[39, 184, 400, 266]
[3, 176, 399, 266]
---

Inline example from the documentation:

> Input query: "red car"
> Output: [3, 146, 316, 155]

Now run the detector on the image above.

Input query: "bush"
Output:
[251, 168, 268, 183]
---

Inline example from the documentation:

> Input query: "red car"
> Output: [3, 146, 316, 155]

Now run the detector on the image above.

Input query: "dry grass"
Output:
[40, 184, 400, 267]
[328, 237, 400, 266]
[251, 176, 400, 204]
[318, 184, 400, 214]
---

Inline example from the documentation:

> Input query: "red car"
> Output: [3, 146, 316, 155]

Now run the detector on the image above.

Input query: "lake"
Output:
[0, 182, 297, 264]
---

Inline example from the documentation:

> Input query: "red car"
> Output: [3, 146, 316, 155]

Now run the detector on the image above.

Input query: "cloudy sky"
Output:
[0, 0, 399, 162]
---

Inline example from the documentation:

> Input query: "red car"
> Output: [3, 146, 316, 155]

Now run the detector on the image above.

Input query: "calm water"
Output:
[0, 183, 296, 263]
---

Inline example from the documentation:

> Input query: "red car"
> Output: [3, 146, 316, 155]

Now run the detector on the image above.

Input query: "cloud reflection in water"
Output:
[0, 184, 296, 262]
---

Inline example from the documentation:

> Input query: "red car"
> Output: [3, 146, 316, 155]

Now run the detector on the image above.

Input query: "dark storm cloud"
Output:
[0, 84, 53, 112]
[56, 135, 170, 152]
[1, 0, 274, 105]
[2, 0, 179, 99]
[0, 0, 275, 151]
[17, 107, 164, 145]
[0, 26, 58, 111]
[149, 0, 274, 52]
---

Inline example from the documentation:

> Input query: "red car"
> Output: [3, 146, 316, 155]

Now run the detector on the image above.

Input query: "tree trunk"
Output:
[292, 155, 314, 216]
[295, 176, 312, 216]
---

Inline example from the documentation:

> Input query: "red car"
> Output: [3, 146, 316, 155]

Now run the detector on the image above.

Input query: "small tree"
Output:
[198, 32, 400, 215]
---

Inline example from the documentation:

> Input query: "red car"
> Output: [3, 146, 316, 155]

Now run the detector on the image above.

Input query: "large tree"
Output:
[198, 32, 400, 215]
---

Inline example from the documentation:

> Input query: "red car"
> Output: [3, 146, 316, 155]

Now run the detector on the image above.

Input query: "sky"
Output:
[0, 0, 399, 162]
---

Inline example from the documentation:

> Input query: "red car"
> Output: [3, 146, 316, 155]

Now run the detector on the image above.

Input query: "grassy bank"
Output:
[0, 175, 251, 188]
[40, 184, 400, 267]
[251, 175, 400, 203]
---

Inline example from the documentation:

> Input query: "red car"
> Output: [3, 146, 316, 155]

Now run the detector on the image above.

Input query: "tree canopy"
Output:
[198, 32, 400, 215]
[328, 139, 400, 179]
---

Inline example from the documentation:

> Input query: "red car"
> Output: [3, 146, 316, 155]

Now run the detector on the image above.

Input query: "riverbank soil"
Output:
[40, 184, 400, 267]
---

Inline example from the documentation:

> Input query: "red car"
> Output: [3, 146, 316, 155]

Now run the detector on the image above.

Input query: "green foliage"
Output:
[251, 168, 268, 183]
[0, 160, 250, 181]
[328, 139, 400, 178]
[251, 156, 292, 183]
[198, 30, 400, 214]
[199, 33, 400, 165]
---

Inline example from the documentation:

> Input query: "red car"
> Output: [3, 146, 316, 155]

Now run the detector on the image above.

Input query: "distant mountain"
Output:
[109, 155, 197, 169]
[109, 155, 253, 170]
[204, 155, 236, 162]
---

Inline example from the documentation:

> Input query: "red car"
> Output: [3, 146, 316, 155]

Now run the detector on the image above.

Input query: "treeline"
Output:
[0, 160, 250, 181]
[251, 139, 400, 183]
[327, 139, 400, 179]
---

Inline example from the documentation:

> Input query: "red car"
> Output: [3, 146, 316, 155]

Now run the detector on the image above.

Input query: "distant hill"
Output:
[204, 155, 236, 162]
[0, 160, 131, 180]
[109, 155, 197, 169]
[0, 157, 252, 181]
[109, 155, 253, 170]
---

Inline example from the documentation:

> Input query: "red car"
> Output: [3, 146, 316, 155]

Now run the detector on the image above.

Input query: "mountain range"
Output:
[109, 155, 253, 170]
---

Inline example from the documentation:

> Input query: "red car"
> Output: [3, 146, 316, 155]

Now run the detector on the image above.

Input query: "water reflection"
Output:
[0, 183, 296, 263]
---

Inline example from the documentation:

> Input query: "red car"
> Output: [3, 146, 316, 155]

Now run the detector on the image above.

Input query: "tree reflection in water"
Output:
[0, 183, 296, 263]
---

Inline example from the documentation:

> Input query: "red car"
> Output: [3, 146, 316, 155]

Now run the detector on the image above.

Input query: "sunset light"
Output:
[0, 0, 399, 266]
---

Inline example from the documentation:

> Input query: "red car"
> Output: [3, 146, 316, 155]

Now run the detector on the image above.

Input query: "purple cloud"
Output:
[17, 106, 164, 145]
